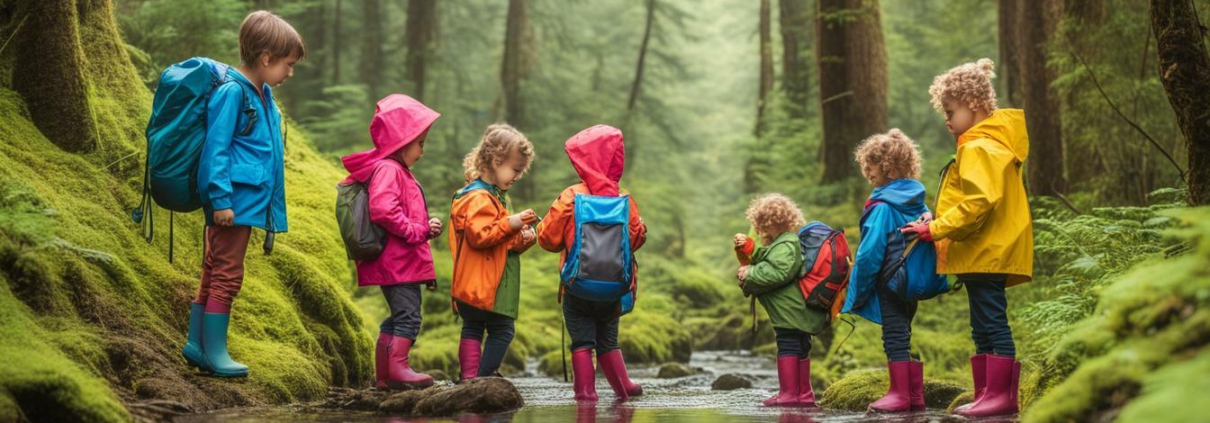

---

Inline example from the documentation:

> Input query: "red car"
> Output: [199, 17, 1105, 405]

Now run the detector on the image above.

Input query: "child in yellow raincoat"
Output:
[903, 58, 1033, 418]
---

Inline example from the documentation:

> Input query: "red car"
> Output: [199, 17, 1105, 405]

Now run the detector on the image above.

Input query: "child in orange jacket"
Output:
[449, 124, 537, 381]
[536, 125, 647, 402]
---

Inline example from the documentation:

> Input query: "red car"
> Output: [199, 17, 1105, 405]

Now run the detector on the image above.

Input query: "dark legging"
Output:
[562, 294, 621, 355]
[379, 283, 424, 340]
[774, 327, 813, 358]
[963, 274, 1015, 357]
[877, 280, 919, 362]
[458, 301, 516, 376]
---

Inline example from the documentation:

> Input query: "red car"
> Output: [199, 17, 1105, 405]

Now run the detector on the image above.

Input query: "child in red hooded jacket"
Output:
[536, 125, 647, 402]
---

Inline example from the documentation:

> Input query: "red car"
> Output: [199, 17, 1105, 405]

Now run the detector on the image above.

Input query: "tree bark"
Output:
[1151, 0, 1210, 205]
[360, 0, 385, 101]
[755, 0, 774, 137]
[779, 0, 813, 120]
[997, 0, 1020, 106]
[627, 0, 656, 113]
[405, 0, 438, 101]
[500, 0, 535, 130]
[1017, 0, 1066, 196]
[816, 0, 888, 183]
[333, 0, 343, 85]
[12, 0, 97, 153]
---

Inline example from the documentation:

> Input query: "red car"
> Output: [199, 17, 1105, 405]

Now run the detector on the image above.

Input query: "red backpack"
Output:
[796, 222, 852, 323]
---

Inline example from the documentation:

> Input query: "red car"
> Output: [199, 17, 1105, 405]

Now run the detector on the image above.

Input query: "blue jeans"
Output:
[774, 327, 812, 358]
[878, 280, 918, 362]
[458, 301, 516, 377]
[562, 294, 621, 355]
[379, 283, 424, 340]
[963, 274, 1015, 357]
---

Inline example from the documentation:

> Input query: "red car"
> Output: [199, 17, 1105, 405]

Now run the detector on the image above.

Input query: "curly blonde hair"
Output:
[745, 194, 806, 244]
[854, 128, 922, 182]
[462, 124, 535, 184]
[929, 58, 998, 115]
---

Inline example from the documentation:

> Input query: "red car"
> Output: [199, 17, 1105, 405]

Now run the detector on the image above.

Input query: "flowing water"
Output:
[175, 351, 973, 423]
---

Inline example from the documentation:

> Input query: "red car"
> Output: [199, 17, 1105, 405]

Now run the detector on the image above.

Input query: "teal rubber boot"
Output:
[202, 312, 249, 378]
[181, 303, 210, 371]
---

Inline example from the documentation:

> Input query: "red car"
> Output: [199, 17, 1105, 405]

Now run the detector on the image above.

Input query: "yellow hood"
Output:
[959, 109, 1029, 164]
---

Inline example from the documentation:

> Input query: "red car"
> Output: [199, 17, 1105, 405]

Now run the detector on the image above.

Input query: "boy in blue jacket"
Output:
[182, 11, 305, 378]
[842, 129, 944, 413]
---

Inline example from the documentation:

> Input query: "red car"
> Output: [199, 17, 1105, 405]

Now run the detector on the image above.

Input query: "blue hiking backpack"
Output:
[860, 202, 951, 302]
[131, 57, 248, 262]
[560, 192, 636, 314]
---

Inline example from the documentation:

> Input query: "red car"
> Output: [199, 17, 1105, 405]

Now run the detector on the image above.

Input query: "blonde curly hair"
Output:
[929, 58, 998, 115]
[462, 123, 535, 184]
[854, 128, 922, 182]
[745, 193, 806, 244]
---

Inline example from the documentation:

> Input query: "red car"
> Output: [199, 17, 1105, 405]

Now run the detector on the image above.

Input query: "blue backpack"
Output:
[131, 57, 248, 261]
[560, 192, 636, 314]
[861, 202, 951, 302]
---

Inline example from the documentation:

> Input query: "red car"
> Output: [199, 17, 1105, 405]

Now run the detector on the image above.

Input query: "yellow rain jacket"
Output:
[929, 109, 1034, 287]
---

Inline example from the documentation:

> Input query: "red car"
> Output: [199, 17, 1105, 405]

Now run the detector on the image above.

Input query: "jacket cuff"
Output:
[210, 195, 232, 211]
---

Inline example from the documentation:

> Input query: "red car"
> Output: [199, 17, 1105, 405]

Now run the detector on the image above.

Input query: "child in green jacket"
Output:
[734, 193, 824, 408]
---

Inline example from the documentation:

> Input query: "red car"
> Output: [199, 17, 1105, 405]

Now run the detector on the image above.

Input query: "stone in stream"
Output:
[656, 362, 696, 378]
[818, 368, 967, 411]
[378, 377, 524, 416]
[711, 373, 756, 390]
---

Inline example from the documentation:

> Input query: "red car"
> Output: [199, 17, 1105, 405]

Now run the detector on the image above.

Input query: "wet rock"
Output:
[711, 373, 755, 390]
[820, 368, 967, 411]
[413, 377, 524, 416]
[373, 377, 523, 416]
[427, 369, 450, 382]
[324, 387, 390, 412]
[657, 362, 695, 378]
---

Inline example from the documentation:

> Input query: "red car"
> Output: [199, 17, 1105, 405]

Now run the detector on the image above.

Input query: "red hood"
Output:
[342, 94, 440, 182]
[564, 125, 625, 196]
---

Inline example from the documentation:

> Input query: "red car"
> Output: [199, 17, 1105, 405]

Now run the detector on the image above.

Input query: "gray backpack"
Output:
[336, 175, 386, 261]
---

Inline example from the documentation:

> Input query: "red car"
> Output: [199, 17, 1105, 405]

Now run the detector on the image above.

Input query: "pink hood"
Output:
[342, 94, 440, 182]
[564, 125, 625, 196]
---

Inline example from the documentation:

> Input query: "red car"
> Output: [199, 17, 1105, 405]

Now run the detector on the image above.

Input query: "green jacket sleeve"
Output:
[743, 241, 802, 296]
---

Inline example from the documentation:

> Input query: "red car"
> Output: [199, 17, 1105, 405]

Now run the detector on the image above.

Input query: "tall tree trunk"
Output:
[501, 0, 534, 130]
[997, 0, 1021, 106]
[627, 0, 656, 113]
[12, 0, 97, 153]
[755, 0, 774, 137]
[333, 0, 343, 85]
[1017, 0, 1066, 196]
[779, 0, 813, 120]
[405, 0, 438, 101]
[816, 0, 888, 183]
[500, 0, 536, 200]
[1151, 0, 1210, 206]
[360, 0, 384, 101]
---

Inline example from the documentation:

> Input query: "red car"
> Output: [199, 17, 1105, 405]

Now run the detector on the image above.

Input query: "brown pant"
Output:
[193, 225, 252, 313]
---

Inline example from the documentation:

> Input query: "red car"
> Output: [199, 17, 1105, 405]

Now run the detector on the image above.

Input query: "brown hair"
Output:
[239, 11, 306, 66]
[928, 58, 997, 115]
[854, 128, 923, 182]
[745, 193, 806, 244]
[462, 124, 535, 184]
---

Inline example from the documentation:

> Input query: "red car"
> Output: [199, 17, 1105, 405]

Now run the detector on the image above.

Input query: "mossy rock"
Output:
[376, 377, 523, 416]
[657, 362, 695, 378]
[820, 368, 967, 411]
[712, 373, 755, 390]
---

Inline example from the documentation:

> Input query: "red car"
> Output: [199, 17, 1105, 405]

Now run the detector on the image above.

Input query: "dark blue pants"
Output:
[878, 281, 918, 362]
[774, 327, 812, 358]
[563, 294, 621, 355]
[380, 283, 424, 340]
[963, 274, 1015, 357]
[458, 301, 516, 377]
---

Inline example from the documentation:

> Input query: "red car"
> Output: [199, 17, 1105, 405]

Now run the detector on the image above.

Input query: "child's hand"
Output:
[733, 233, 749, 247]
[520, 225, 536, 244]
[428, 218, 443, 236]
[736, 265, 749, 282]
[509, 209, 538, 230]
[214, 209, 234, 226]
[916, 212, 934, 225]
[902, 222, 934, 242]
